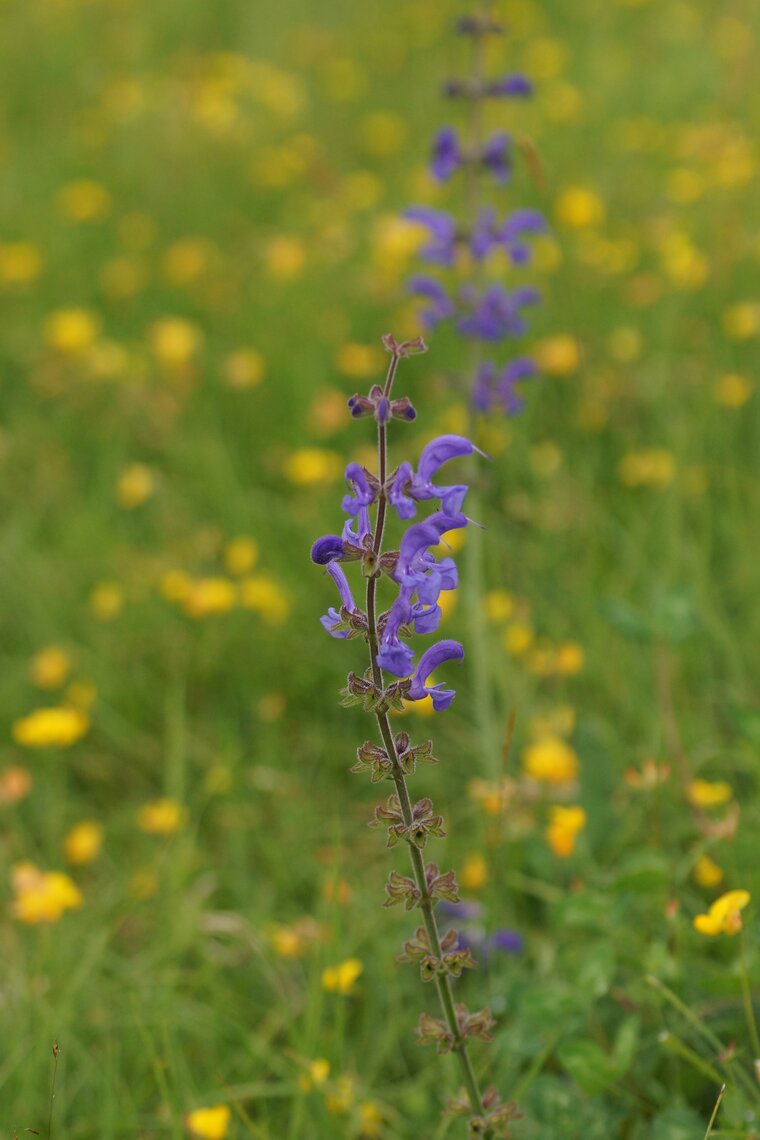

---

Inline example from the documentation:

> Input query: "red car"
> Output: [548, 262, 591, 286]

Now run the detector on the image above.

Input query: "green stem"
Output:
[739, 934, 760, 1062]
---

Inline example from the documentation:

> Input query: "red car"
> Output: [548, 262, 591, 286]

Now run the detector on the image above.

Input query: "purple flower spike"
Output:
[408, 275, 456, 331]
[430, 127, 463, 182]
[489, 73, 533, 98]
[407, 639, 464, 711]
[489, 928, 524, 954]
[388, 434, 483, 520]
[404, 207, 458, 266]
[396, 511, 468, 585]
[320, 562, 358, 638]
[458, 284, 541, 341]
[498, 209, 546, 265]
[311, 535, 345, 565]
[481, 132, 512, 183]
[377, 597, 415, 678]
[473, 357, 537, 415]
[342, 463, 377, 517]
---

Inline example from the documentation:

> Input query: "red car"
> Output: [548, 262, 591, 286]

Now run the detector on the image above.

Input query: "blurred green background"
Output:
[1, 0, 759, 1136]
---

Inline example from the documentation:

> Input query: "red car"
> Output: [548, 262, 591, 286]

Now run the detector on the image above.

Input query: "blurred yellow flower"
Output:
[162, 238, 213, 285]
[12, 862, 83, 923]
[530, 441, 563, 478]
[334, 342, 383, 380]
[522, 736, 579, 784]
[44, 307, 100, 355]
[468, 777, 510, 817]
[150, 317, 202, 369]
[223, 348, 265, 390]
[116, 463, 154, 509]
[694, 854, 724, 889]
[607, 326, 642, 363]
[359, 1100, 383, 1137]
[503, 622, 534, 656]
[269, 916, 323, 959]
[136, 797, 187, 835]
[371, 215, 426, 273]
[461, 852, 488, 891]
[359, 111, 408, 157]
[30, 646, 71, 690]
[484, 590, 514, 622]
[524, 37, 567, 81]
[666, 167, 704, 204]
[659, 232, 709, 290]
[100, 256, 146, 300]
[529, 705, 576, 740]
[160, 570, 192, 603]
[0, 766, 32, 805]
[326, 1074, 356, 1115]
[687, 779, 733, 808]
[57, 179, 111, 222]
[618, 448, 675, 488]
[546, 805, 587, 857]
[298, 1057, 330, 1092]
[722, 302, 760, 340]
[224, 537, 258, 576]
[264, 235, 306, 281]
[693, 889, 750, 937]
[64, 820, 103, 865]
[240, 576, 290, 624]
[552, 642, 585, 676]
[713, 373, 754, 408]
[554, 187, 604, 229]
[185, 1105, 231, 1140]
[13, 707, 89, 748]
[322, 957, 363, 995]
[534, 334, 580, 376]
[89, 580, 125, 621]
[183, 578, 237, 619]
[0, 241, 43, 284]
[284, 447, 342, 486]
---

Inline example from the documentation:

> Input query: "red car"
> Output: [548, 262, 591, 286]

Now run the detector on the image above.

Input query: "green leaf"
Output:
[557, 1039, 618, 1095]
[613, 851, 670, 893]
[612, 1015, 640, 1075]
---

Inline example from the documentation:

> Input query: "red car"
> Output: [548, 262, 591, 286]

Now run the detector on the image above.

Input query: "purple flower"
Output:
[481, 132, 511, 183]
[377, 596, 415, 677]
[341, 506, 371, 546]
[472, 357, 538, 415]
[341, 463, 377, 516]
[430, 127, 463, 182]
[408, 275, 456, 330]
[406, 639, 464, 711]
[458, 284, 541, 341]
[488, 928, 524, 954]
[388, 434, 483, 520]
[404, 207, 458, 266]
[498, 209, 546, 265]
[311, 535, 345, 565]
[320, 562, 358, 639]
[395, 511, 467, 592]
[488, 73, 533, 98]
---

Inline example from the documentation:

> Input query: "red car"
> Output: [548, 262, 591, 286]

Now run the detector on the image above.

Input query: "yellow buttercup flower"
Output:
[461, 852, 488, 891]
[89, 580, 125, 621]
[713, 373, 754, 408]
[224, 537, 259, 576]
[12, 862, 83, 924]
[484, 590, 514, 622]
[44, 307, 100, 355]
[321, 957, 363, 995]
[503, 622, 534, 656]
[618, 449, 675, 488]
[283, 448, 342, 487]
[239, 576, 290, 624]
[185, 1105, 231, 1140]
[136, 798, 187, 836]
[0, 241, 43, 284]
[298, 1057, 330, 1092]
[149, 317, 202, 369]
[64, 821, 104, 866]
[554, 186, 604, 229]
[693, 855, 724, 889]
[534, 334, 580, 376]
[182, 578, 237, 619]
[116, 463, 154, 509]
[722, 302, 760, 340]
[264, 235, 306, 281]
[687, 779, 732, 808]
[693, 890, 750, 937]
[12, 707, 89, 748]
[30, 646, 71, 690]
[334, 342, 383, 380]
[546, 805, 587, 857]
[223, 348, 265, 390]
[57, 179, 111, 222]
[522, 736, 579, 784]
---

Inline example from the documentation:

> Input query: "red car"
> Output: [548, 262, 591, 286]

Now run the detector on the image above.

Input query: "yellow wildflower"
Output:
[722, 302, 760, 340]
[468, 777, 509, 817]
[12, 862, 83, 924]
[618, 449, 675, 488]
[552, 642, 585, 676]
[359, 1100, 384, 1137]
[44, 307, 100, 355]
[503, 623, 535, 656]
[89, 580, 125, 621]
[264, 235, 306, 281]
[269, 916, 323, 959]
[136, 798, 187, 836]
[224, 537, 258, 576]
[100, 256, 145, 300]
[713, 373, 754, 408]
[546, 805, 587, 857]
[525, 37, 567, 81]
[0, 766, 32, 805]
[522, 736, 579, 784]
[534, 334, 580, 376]
[223, 348, 265, 390]
[528, 705, 576, 740]
[283, 448, 342, 487]
[321, 957, 363, 995]
[325, 1075, 356, 1115]
[57, 179, 111, 222]
[461, 852, 488, 891]
[607, 326, 642, 363]
[693, 889, 750, 937]
[530, 441, 563, 478]
[334, 342, 383, 379]
[12, 707, 89, 748]
[162, 238, 212, 286]
[298, 1057, 330, 1092]
[694, 855, 724, 889]
[359, 111, 408, 157]
[116, 463, 154, 509]
[64, 821, 104, 865]
[687, 779, 733, 808]
[554, 186, 604, 229]
[30, 646, 71, 690]
[484, 590, 514, 622]
[438, 589, 457, 622]
[160, 570, 192, 603]
[0, 242, 43, 284]
[239, 576, 290, 624]
[149, 317, 202, 369]
[183, 578, 237, 619]
[185, 1105, 231, 1140]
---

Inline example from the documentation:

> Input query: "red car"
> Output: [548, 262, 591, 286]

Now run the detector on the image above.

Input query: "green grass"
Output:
[0, 0, 759, 1136]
